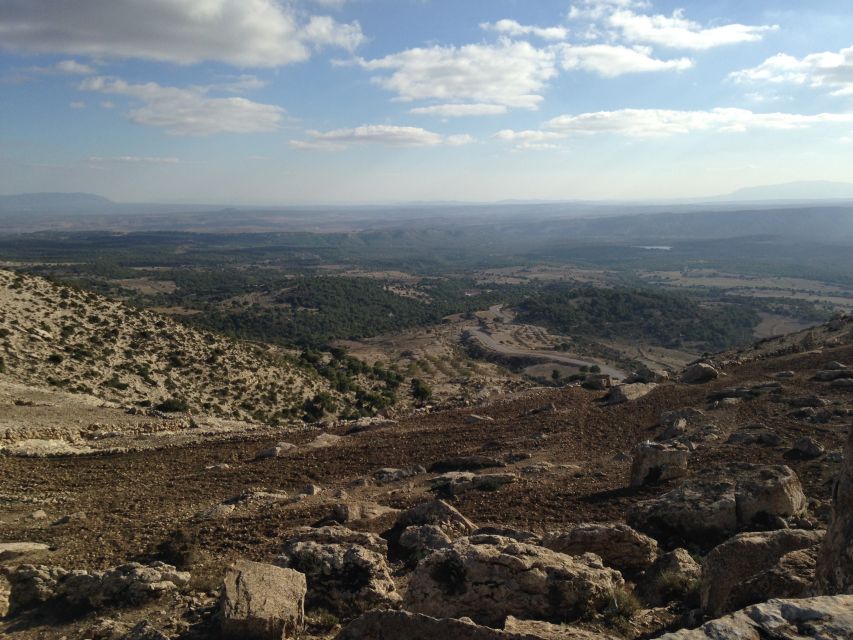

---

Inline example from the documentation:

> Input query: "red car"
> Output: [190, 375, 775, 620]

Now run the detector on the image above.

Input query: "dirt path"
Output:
[466, 328, 626, 379]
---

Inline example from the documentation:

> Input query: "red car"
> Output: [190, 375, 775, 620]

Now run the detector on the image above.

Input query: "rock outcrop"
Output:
[629, 442, 690, 487]
[403, 536, 623, 627]
[681, 363, 720, 384]
[605, 382, 657, 404]
[276, 526, 399, 616]
[541, 523, 658, 573]
[3, 562, 189, 615]
[815, 426, 853, 594]
[628, 464, 808, 546]
[220, 560, 306, 640]
[657, 595, 853, 640]
[700, 529, 824, 617]
[335, 609, 614, 640]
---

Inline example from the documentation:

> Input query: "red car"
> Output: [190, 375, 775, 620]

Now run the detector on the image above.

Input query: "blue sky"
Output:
[1, 0, 852, 204]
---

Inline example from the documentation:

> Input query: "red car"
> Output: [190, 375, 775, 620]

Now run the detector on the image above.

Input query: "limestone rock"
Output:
[329, 501, 399, 524]
[393, 500, 477, 540]
[815, 425, 853, 594]
[57, 561, 190, 609]
[220, 559, 306, 640]
[4, 562, 188, 614]
[629, 442, 690, 487]
[681, 363, 720, 384]
[541, 523, 658, 573]
[277, 526, 399, 616]
[335, 609, 606, 640]
[793, 436, 825, 459]
[403, 537, 623, 627]
[700, 529, 824, 617]
[0, 573, 10, 618]
[628, 464, 808, 547]
[628, 478, 738, 547]
[605, 383, 656, 404]
[734, 464, 807, 526]
[428, 456, 506, 473]
[255, 442, 295, 459]
[656, 595, 853, 640]
[639, 548, 701, 606]
[122, 621, 170, 640]
[0, 542, 51, 561]
[504, 617, 621, 639]
[398, 525, 452, 564]
[430, 472, 518, 496]
[373, 466, 426, 484]
[2, 564, 66, 614]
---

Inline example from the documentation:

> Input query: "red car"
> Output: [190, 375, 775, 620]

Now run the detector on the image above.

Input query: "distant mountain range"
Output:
[711, 181, 853, 202]
[3, 181, 853, 215]
[0, 192, 116, 213]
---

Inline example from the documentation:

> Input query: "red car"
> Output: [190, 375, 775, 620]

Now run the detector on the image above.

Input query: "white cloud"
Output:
[559, 44, 692, 77]
[446, 134, 475, 146]
[569, 0, 650, 21]
[290, 125, 470, 150]
[0, 0, 363, 67]
[730, 45, 853, 97]
[311, 0, 347, 8]
[606, 9, 777, 50]
[546, 107, 853, 137]
[55, 60, 95, 75]
[568, 2, 776, 50]
[89, 155, 180, 164]
[480, 19, 568, 41]
[69, 101, 86, 109]
[410, 104, 508, 117]
[100, 100, 115, 109]
[211, 75, 267, 93]
[80, 76, 284, 135]
[351, 39, 558, 110]
[495, 128, 566, 150]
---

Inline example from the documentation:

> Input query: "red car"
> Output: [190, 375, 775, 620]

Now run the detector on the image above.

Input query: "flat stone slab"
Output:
[0, 542, 51, 561]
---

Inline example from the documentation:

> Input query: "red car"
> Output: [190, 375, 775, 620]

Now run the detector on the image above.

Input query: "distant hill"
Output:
[0, 192, 117, 213]
[713, 181, 853, 202]
[0, 269, 327, 423]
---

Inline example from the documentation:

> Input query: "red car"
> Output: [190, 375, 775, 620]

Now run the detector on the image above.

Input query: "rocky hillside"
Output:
[0, 269, 326, 423]
[0, 303, 851, 638]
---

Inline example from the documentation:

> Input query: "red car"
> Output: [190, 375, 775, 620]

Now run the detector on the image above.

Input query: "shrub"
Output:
[156, 397, 190, 413]
[602, 587, 641, 628]
[653, 570, 700, 607]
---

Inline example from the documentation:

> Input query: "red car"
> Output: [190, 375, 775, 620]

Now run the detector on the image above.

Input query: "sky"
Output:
[1, 0, 852, 205]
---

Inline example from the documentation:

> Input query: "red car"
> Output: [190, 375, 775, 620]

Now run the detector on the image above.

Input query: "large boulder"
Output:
[605, 383, 656, 404]
[681, 363, 719, 384]
[541, 523, 658, 573]
[276, 526, 399, 616]
[700, 529, 824, 617]
[629, 442, 690, 487]
[628, 478, 737, 547]
[220, 560, 306, 640]
[815, 426, 853, 594]
[392, 500, 477, 540]
[734, 464, 807, 526]
[398, 525, 453, 565]
[628, 464, 808, 547]
[656, 595, 853, 640]
[403, 536, 623, 627]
